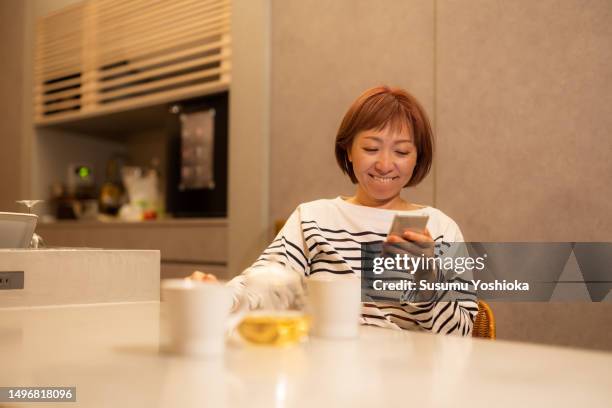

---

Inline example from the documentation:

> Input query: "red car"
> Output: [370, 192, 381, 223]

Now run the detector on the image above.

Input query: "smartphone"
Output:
[388, 214, 429, 237]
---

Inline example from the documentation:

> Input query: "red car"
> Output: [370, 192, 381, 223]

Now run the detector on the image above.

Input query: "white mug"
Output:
[161, 279, 236, 357]
[306, 274, 361, 339]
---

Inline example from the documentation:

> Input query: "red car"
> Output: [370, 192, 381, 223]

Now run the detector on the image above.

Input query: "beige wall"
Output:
[0, 0, 25, 212]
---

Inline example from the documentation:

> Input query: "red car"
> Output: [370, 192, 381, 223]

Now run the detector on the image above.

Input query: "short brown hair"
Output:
[335, 86, 434, 187]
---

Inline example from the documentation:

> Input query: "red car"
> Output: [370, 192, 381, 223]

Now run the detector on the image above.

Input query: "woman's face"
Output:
[347, 126, 417, 202]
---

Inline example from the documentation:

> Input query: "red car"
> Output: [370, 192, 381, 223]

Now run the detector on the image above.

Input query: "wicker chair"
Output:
[472, 300, 496, 339]
[274, 219, 286, 235]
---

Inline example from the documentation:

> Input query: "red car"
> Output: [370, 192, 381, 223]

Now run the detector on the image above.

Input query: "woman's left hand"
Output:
[187, 270, 218, 282]
[386, 228, 435, 258]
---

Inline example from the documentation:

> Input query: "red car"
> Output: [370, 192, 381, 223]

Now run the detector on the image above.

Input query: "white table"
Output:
[1, 302, 610, 407]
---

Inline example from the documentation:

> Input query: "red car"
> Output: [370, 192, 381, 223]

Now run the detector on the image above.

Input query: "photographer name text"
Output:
[372, 279, 530, 291]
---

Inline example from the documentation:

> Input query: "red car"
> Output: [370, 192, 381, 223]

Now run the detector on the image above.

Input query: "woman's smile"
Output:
[369, 174, 400, 184]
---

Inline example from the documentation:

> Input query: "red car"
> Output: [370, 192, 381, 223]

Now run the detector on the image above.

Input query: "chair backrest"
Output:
[274, 219, 286, 235]
[472, 300, 496, 339]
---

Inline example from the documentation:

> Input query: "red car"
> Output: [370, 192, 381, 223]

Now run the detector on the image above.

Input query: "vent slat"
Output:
[97, 0, 228, 38]
[36, 98, 81, 114]
[97, 18, 229, 65]
[37, 87, 83, 103]
[34, 76, 82, 94]
[99, 53, 228, 89]
[95, 37, 230, 79]
[97, 65, 229, 102]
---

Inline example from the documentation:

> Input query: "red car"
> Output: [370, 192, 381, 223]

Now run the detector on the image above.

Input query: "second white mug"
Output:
[161, 279, 234, 357]
[306, 274, 361, 339]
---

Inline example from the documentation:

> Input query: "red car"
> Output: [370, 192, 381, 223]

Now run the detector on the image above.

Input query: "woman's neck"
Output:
[346, 189, 417, 210]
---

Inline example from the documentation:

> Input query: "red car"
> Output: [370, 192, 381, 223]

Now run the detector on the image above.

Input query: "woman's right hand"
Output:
[187, 270, 218, 283]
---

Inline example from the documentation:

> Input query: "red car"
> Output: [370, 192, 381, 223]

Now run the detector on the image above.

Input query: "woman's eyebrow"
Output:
[363, 136, 383, 142]
[363, 136, 413, 144]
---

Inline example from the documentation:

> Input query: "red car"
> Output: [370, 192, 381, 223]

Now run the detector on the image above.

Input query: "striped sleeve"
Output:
[227, 207, 309, 310]
[398, 297, 479, 336]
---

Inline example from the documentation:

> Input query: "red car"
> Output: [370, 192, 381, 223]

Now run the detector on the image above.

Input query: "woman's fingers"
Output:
[187, 270, 218, 282]
[384, 236, 431, 257]
[383, 241, 425, 256]
[387, 234, 403, 243]
[401, 229, 433, 248]
[385, 229, 434, 258]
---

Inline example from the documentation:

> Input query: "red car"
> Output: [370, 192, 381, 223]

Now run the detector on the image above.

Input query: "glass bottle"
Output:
[99, 158, 123, 216]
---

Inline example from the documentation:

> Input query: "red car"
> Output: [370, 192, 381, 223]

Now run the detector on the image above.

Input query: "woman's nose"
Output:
[374, 152, 394, 173]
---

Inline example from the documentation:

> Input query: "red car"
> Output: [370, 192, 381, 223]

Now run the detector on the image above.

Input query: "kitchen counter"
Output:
[0, 249, 159, 307]
[39, 217, 227, 228]
[0, 301, 610, 407]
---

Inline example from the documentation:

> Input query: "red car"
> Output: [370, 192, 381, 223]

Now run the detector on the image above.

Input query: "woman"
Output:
[196, 86, 478, 336]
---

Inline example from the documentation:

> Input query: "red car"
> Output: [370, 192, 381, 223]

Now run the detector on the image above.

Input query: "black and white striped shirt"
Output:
[228, 197, 478, 336]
